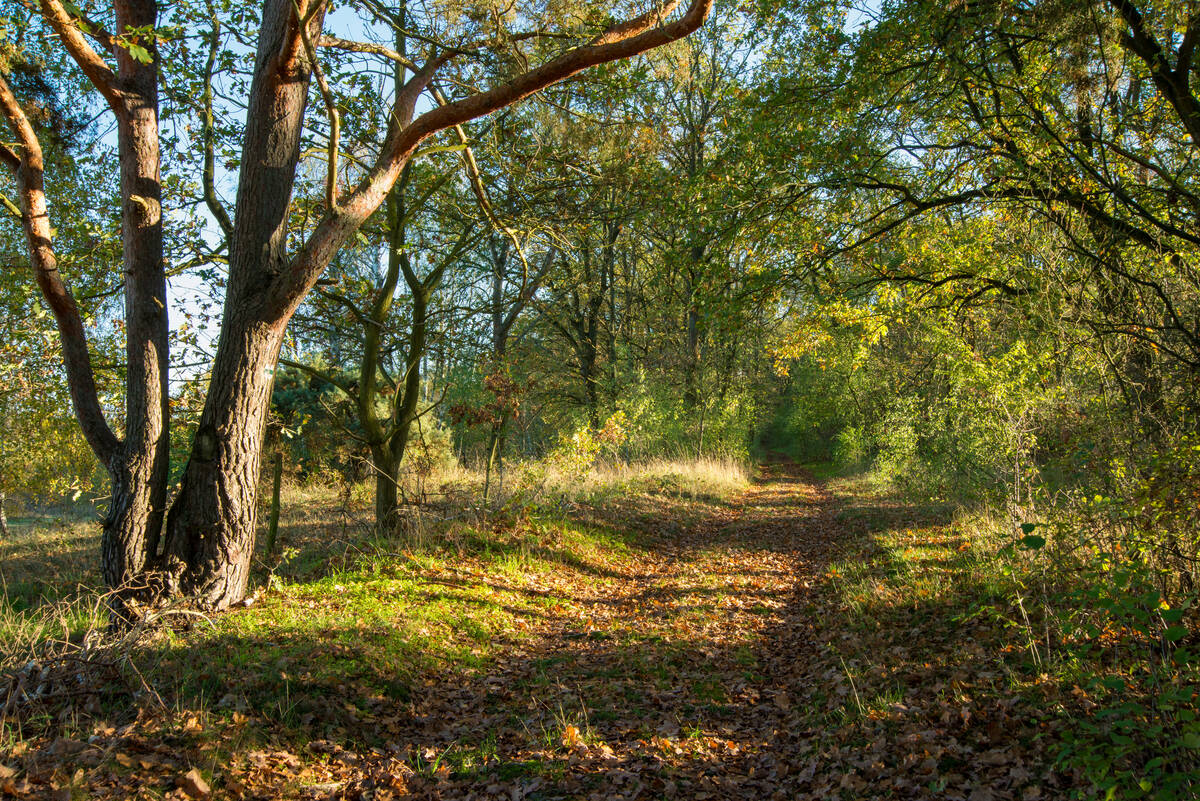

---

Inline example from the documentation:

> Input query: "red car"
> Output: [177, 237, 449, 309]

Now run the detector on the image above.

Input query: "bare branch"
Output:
[292, 0, 341, 212]
[316, 35, 419, 71]
[202, 10, 233, 237]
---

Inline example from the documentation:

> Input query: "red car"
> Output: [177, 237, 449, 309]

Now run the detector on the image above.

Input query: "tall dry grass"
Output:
[559, 455, 750, 501]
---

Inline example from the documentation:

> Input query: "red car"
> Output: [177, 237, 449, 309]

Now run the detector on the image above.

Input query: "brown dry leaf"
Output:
[5, 777, 33, 797]
[178, 768, 211, 799]
[0, 765, 14, 780]
[224, 776, 246, 799]
[561, 724, 583, 749]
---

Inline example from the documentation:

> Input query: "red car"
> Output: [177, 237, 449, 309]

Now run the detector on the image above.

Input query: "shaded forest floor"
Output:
[1, 462, 1123, 799]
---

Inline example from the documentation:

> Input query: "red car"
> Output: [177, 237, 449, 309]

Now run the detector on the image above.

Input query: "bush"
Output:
[832, 425, 868, 471]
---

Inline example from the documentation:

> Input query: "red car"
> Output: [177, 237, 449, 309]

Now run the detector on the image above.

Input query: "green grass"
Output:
[140, 518, 624, 751]
[0, 509, 101, 609]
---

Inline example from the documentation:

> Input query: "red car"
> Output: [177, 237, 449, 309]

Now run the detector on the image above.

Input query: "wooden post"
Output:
[266, 452, 282, 556]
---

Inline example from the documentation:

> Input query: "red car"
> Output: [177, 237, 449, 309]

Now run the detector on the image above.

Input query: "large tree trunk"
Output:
[103, 459, 165, 588]
[104, 0, 170, 589]
[163, 320, 284, 608]
[160, 0, 321, 609]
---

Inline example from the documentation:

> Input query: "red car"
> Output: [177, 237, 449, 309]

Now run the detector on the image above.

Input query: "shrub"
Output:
[832, 425, 868, 471]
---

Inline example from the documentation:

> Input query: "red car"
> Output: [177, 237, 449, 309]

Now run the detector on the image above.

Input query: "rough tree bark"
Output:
[160, 0, 327, 607]
[104, 0, 170, 591]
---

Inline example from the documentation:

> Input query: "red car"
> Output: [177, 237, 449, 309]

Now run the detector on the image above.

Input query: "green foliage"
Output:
[1049, 554, 1200, 799]
[268, 364, 362, 480]
[617, 372, 759, 461]
[547, 411, 630, 479]
[769, 289, 1062, 503]
[831, 425, 867, 471]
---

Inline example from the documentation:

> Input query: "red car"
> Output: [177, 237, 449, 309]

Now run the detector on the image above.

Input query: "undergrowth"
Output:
[824, 469, 1200, 800]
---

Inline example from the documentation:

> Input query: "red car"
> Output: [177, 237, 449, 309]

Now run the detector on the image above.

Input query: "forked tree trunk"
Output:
[159, 0, 321, 608]
[0, 1, 171, 596]
[367, 156, 442, 532]
[11, 0, 711, 612]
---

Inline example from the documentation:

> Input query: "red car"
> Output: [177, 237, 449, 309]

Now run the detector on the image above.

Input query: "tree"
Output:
[284, 163, 477, 530]
[763, 0, 1199, 390]
[0, 28, 121, 532]
[0, 0, 713, 611]
[0, 1, 168, 597]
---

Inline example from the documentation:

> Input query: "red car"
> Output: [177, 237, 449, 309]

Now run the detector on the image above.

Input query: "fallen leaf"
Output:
[561, 724, 583, 749]
[178, 768, 211, 799]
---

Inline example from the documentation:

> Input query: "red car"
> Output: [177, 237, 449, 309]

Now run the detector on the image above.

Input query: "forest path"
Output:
[347, 459, 843, 800]
[319, 461, 1061, 800]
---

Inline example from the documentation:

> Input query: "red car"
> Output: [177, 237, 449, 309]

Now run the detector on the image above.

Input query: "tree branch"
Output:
[280, 0, 713, 310]
[37, 0, 126, 116]
[0, 71, 119, 463]
[202, 10, 233, 237]
[292, 0, 340, 211]
[316, 35, 418, 71]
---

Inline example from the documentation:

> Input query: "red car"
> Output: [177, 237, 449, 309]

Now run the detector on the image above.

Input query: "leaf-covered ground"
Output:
[3, 464, 1096, 799]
